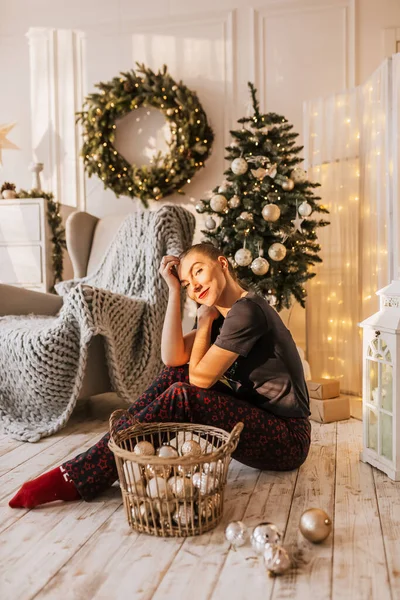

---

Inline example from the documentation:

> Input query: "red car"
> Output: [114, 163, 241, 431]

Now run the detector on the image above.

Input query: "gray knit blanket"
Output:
[0, 205, 195, 442]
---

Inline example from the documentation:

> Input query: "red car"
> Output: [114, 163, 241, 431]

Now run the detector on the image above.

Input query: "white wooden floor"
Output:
[1, 395, 399, 600]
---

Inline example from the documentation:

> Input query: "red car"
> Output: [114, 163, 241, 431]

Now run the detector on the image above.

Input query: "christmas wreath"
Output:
[77, 63, 214, 208]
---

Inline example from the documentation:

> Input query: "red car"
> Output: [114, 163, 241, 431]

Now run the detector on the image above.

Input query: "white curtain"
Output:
[304, 55, 399, 395]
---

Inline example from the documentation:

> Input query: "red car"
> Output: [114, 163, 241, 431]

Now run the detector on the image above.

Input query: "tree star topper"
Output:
[0, 123, 19, 165]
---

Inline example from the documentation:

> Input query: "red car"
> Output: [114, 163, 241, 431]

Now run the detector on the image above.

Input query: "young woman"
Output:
[9, 243, 311, 509]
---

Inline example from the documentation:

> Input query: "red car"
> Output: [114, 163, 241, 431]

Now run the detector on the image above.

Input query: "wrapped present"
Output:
[309, 395, 350, 423]
[307, 378, 340, 400]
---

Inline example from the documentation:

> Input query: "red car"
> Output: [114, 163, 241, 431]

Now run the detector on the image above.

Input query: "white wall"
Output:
[1, 0, 400, 344]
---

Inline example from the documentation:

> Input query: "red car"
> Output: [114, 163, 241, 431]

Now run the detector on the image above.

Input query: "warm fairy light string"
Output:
[306, 77, 388, 389]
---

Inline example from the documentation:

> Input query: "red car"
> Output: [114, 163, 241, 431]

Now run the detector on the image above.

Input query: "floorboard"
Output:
[0, 400, 397, 600]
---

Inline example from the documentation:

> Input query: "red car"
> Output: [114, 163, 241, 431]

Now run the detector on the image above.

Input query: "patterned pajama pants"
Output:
[63, 365, 311, 501]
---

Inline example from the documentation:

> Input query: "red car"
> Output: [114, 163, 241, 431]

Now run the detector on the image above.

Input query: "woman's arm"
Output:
[161, 288, 197, 366]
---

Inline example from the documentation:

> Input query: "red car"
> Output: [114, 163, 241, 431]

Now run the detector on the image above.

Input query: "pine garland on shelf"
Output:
[18, 188, 66, 291]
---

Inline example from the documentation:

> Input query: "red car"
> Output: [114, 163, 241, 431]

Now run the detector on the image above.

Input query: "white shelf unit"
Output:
[0, 198, 53, 292]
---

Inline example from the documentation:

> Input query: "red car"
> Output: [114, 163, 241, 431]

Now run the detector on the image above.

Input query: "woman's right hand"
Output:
[159, 255, 181, 292]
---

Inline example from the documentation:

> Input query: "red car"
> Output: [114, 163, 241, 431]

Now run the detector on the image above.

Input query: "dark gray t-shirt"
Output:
[199, 291, 310, 419]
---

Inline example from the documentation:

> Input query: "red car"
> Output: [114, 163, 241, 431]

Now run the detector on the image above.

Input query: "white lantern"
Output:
[359, 280, 400, 480]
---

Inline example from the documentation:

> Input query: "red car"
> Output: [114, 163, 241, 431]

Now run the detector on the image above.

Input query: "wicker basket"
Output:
[108, 409, 243, 537]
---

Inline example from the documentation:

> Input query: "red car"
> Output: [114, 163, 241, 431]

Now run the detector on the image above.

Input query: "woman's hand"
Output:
[159, 255, 181, 292]
[197, 304, 220, 323]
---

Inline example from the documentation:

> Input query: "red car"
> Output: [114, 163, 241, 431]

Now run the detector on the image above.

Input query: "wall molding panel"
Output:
[27, 27, 86, 209]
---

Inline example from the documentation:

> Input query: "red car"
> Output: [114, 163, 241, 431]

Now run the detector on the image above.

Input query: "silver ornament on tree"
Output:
[225, 521, 249, 548]
[218, 180, 231, 193]
[251, 257, 269, 276]
[251, 241, 269, 276]
[299, 508, 332, 543]
[210, 194, 228, 213]
[231, 157, 248, 175]
[235, 239, 253, 267]
[262, 204, 281, 222]
[268, 243, 287, 262]
[251, 522, 283, 554]
[195, 200, 206, 213]
[205, 216, 217, 230]
[228, 195, 241, 209]
[298, 201, 312, 217]
[281, 178, 294, 191]
[291, 167, 307, 184]
[264, 544, 291, 576]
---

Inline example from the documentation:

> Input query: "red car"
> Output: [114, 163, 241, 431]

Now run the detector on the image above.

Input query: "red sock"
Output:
[9, 466, 80, 509]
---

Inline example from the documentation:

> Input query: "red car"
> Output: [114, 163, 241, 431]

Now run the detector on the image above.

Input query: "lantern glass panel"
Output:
[367, 408, 378, 451]
[381, 363, 393, 412]
[380, 413, 393, 461]
[367, 359, 379, 405]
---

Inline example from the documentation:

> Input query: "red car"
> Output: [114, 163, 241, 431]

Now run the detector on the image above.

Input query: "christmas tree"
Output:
[195, 83, 329, 312]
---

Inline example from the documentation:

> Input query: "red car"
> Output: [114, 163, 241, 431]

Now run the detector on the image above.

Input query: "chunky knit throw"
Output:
[0, 205, 195, 442]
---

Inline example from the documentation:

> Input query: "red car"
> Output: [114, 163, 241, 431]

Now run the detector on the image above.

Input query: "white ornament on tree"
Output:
[291, 211, 304, 233]
[218, 180, 231, 193]
[281, 178, 294, 191]
[205, 216, 216, 230]
[235, 247, 253, 266]
[231, 157, 248, 175]
[210, 194, 228, 213]
[298, 201, 312, 217]
[262, 204, 281, 222]
[291, 167, 307, 184]
[228, 195, 241, 209]
[251, 257, 270, 276]
[268, 243, 287, 261]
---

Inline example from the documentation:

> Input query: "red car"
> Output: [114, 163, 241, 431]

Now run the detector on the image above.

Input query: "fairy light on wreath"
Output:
[18, 188, 66, 291]
[77, 63, 214, 208]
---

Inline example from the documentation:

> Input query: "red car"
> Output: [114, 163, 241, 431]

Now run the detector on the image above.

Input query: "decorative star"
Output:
[0, 123, 19, 165]
[291, 212, 304, 233]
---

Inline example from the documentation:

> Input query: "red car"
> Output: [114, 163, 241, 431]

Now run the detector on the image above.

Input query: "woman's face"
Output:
[177, 251, 228, 306]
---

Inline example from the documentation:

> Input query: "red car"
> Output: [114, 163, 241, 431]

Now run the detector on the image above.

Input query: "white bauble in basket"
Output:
[146, 476, 172, 499]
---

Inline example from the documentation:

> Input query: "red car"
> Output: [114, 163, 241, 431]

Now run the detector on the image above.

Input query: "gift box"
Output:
[350, 396, 362, 421]
[307, 378, 340, 400]
[309, 395, 350, 423]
